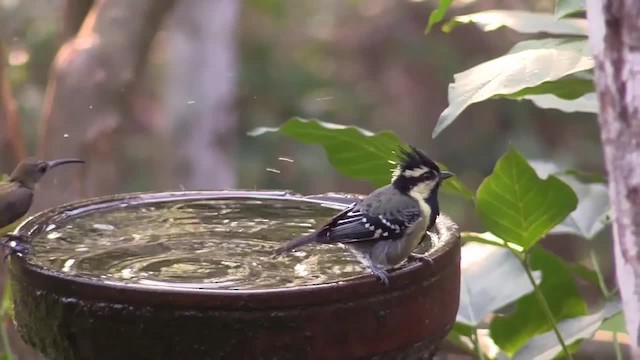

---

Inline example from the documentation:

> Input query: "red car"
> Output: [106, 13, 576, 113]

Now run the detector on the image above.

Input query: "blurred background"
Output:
[0, 0, 608, 357]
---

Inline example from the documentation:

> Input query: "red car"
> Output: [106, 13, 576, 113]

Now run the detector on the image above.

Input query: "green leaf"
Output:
[442, 10, 588, 35]
[0, 284, 12, 319]
[462, 231, 524, 252]
[249, 118, 474, 199]
[490, 247, 588, 355]
[514, 301, 622, 359]
[508, 38, 590, 56]
[555, 0, 585, 19]
[599, 311, 626, 333]
[500, 78, 593, 101]
[569, 262, 600, 287]
[458, 242, 541, 326]
[433, 45, 593, 137]
[524, 93, 598, 114]
[425, 0, 453, 34]
[475, 148, 578, 251]
[550, 174, 609, 239]
[447, 322, 476, 353]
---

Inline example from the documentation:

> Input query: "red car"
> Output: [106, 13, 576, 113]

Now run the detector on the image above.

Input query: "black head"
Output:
[391, 146, 454, 197]
[9, 158, 85, 189]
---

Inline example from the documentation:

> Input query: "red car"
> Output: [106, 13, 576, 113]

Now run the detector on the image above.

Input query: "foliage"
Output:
[251, 1, 624, 359]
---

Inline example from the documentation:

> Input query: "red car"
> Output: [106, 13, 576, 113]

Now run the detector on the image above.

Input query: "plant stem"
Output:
[519, 254, 573, 360]
[0, 319, 12, 360]
[472, 330, 486, 360]
[589, 247, 611, 299]
[613, 332, 622, 360]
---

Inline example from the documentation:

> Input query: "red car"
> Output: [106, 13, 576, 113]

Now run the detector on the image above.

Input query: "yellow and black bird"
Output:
[0, 158, 85, 257]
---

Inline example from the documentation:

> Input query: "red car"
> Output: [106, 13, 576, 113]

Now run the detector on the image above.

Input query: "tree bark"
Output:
[586, 0, 640, 351]
[165, 0, 240, 190]
[34, 0, 175, 211]
[0, 43, 26, 170]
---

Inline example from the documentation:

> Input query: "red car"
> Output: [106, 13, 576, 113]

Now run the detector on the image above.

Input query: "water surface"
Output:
[29, 197, 426, 290]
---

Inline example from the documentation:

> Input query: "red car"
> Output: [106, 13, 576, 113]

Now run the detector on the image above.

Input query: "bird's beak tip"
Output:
[440, 171, 455, 180]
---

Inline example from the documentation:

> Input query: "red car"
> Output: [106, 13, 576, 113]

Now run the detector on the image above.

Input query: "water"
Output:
[27, 197, 424, 290]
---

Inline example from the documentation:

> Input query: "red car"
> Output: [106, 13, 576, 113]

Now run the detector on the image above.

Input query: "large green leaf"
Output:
[424, 0, 453, 34]
[528, 160, 610, 239]
[458, 241, 541, 326]
[524, 93, 598, 114]
[514, 301, 621, 359]
[442, 10, 588, 35]
[249, 118, 474, 199]
[555, 0, 585, 19]
[490, 247, 588, 355]
[433, 45, 593, 137]
[475, 148, 578, 251]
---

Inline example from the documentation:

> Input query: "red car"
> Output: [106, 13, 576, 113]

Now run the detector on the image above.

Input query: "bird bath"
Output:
[8, 190, 461, 360]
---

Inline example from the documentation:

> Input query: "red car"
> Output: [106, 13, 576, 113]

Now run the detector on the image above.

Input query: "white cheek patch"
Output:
[409, 181, 436, 198]
[402, 166, 429, 178]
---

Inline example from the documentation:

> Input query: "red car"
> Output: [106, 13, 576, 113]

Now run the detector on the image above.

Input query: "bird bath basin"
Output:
[8, 190, 461, 360]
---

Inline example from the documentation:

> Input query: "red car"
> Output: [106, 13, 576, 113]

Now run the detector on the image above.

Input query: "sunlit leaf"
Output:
[490, 247, 588, 355]
[508, 38, 589, 56]
[555, 0, 585, 19]
[425, 0, 453, 34]
[599, 311, 626, 333]
[475, 148, 578, 251]
[457, 242, 541, 326]
[443, 10, 588, 35]
[249, 118, 474, 199]
[433, 45, 593, 137]
[514, 301, 622, 359]
[524, 93, 598, 114]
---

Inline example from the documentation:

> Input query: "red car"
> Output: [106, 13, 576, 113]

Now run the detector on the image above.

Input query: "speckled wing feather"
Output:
[0, 182, 33, 235]
[316, 187, 422, 244]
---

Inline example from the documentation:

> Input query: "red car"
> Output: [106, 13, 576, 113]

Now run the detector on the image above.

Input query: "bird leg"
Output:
[369, 266, 390, 287]
[408, 253, 434, 266]
[1, 234, 30, 260]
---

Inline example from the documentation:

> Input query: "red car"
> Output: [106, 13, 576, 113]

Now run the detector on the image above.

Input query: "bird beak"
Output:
[440, 171, 455, 180]
[47, 158, 85, 169]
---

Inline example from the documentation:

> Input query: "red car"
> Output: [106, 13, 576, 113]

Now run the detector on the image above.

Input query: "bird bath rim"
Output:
[10, 190, 458, 310]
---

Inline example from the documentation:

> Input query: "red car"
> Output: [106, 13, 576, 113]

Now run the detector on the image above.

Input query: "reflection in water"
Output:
[29, 198, 427, 290]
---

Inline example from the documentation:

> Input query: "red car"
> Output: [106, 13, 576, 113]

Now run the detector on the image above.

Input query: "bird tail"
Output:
[272, 232, 318, 257]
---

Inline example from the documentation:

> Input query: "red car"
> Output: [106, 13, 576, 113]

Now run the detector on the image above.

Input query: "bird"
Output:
[0, 158, 85, 257]
[273, 146, 454, 285]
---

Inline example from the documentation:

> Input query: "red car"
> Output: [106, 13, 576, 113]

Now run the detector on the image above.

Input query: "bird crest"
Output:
[391, 146, 439, 181]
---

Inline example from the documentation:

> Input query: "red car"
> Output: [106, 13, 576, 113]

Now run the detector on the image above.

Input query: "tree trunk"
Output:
[0, 43, 26, 171]
[34, 0, 175, 212]
[586, 0, 640, 352]
[165, 0, 240, 190]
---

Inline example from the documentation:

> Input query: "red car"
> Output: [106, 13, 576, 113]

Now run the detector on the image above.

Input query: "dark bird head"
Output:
[391, 146, 454, 197]
[9, 158, 85, 189]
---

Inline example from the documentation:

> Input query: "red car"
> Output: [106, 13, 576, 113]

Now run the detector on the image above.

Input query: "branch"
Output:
[586, 0, 640, 352]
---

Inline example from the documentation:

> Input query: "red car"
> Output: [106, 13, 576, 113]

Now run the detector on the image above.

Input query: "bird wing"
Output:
[0, 182, 33, 235]
[316, 203, 422, 245]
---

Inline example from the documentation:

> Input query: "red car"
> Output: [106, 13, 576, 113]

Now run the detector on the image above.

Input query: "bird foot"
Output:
[408, 253, 434, 266]
[370, 267, 390, 287]
[1, 234, 30, 260]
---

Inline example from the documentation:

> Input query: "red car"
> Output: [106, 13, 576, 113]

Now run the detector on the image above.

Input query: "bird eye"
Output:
[423, 171, 436, 180]
[38, 165, 47, 173]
